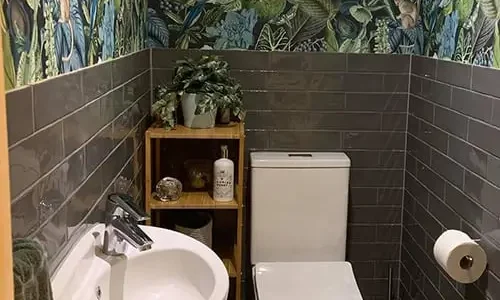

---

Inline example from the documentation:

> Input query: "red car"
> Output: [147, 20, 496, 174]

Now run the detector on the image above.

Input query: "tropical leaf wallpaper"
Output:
[2, 0, 147, 90]
[147, 0, 500, 69]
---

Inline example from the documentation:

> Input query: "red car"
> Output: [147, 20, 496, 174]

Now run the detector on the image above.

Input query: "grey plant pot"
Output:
[181, 93, 217, 128]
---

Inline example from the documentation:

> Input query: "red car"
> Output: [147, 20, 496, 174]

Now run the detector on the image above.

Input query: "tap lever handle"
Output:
[108, 193, 150, 221]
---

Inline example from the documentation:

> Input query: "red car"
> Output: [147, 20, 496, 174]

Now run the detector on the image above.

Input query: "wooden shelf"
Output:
[223, 258, 237, 278]
[148, 190, 238, 209]
[146, 123, 244, 140]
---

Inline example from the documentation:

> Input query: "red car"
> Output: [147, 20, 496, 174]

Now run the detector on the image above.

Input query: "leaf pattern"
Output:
[7, 0, 500, 90]
[3, 0, 147, 90]
[255, 23, 290, 51]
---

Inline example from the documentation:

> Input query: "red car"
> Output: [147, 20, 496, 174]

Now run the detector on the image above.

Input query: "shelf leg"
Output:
[145, 134, 152, 226]
[155, 139, 161, 183]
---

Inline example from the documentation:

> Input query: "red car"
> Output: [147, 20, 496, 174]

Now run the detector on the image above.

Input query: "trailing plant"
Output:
[152, 86, 178, 130]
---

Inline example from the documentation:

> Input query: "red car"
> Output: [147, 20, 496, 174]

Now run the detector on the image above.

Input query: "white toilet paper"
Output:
[433, 230, 487, 284]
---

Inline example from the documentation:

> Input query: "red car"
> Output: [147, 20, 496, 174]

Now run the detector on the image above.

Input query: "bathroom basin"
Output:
[51, 224, 229, 300]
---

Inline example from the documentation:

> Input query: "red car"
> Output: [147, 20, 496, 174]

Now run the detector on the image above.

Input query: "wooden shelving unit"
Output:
[145, 123, 245, 300]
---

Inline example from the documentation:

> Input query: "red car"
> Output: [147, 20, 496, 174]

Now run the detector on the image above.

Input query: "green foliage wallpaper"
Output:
[2, 0, 147, 91]
[147, 0, 500, 69]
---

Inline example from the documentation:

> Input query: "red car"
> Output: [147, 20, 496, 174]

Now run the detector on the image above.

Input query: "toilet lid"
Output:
[253, 262, 363, 300]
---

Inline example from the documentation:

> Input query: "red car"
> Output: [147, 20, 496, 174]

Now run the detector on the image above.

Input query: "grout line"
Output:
[28, 114, 148, 239]
[9, 69, 150, 150]
[11, 89, 150, 205]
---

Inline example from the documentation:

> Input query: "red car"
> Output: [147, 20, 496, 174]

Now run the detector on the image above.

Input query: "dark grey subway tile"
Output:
[269, 131, 341, 150]
[346, 151, 382, 169]
[376, 225, 401, 242]
[410, 75, 422, 95]
[409, 95, 434, 123]
[151, 48, 199, 69]
[11, 190, 38, 237]
[418, 120, 449, 154]
[82, 60, 112, 103]
[63, 99, 101, 156]
[266, 72, 343, 91]
[33, 71, 83, 129]
[232, 71, 268, 90]
[431, 149, 465, 188]
[345, 93, 408, 112]
[123, 71, 150, 104]
[428, 193, 461, 230]
[468, 119, 500, 158]
[247, 91, 345, 111]
[436, 60, 472, 89]
[344, 73, 383, 92]
[416, 160, 446, 199]
[445, 183, 500, 234]
[6, 86, 34, 145]
[343, 132, 406, 150]
[449, 136, 488, 177]
[350, 169, 403, 188]
[85, 124, 113, 173]
[34, 204, 68, 261]
[152, 68, 173, 88]
[472, 65, 500, 98]
[379, 151, 405, 169]
[412, 55, 437, 79]
[377, 188, 403, 205]
[112, 50, 148, 87]
[419, 78, 452, 107]
[383, 74, 409, 93]
[487, 154, 500, 187]
[349, 224, 377, 242]
[347, 54, 409, 73]
[405, 172, 429, 208]
[350, 187, 378, 206]
[433, 105, 468, 139]
[246, 111, 381, 131]
[382, 113, 407, 131]
[245, 131, 269, 149]
[351, 261, 375, 279]
[9, 122, 64, 198]
[463, 170, 500, 217]
[451, 87, 493, 122]
[348, 243, 400, 260]
[413, 200, 444, 239]
[218, 50, 269, 70]
[492, 100, 500, 128]
[349, 206, 401, 224]
[307, 53, 346, 72]
[407, 134, 431, 166]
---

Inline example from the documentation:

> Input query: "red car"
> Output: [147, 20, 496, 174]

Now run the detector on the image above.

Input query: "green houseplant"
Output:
[152, 55, 245, 129]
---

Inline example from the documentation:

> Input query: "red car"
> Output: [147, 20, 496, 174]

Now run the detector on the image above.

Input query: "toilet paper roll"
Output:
[433, 230, 487, 284]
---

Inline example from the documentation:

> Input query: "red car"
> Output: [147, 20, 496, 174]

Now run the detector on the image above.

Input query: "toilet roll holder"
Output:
[459, 238, 481, 270]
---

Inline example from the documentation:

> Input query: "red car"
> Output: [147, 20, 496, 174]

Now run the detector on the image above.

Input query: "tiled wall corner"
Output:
[8, 49, 150, 272]
[401, 56, 500, 300]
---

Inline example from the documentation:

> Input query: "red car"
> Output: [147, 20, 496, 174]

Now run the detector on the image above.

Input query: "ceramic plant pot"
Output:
[181, 93, 217, 128]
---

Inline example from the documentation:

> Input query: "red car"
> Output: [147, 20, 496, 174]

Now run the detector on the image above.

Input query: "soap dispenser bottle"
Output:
[213, 145, 234, 202]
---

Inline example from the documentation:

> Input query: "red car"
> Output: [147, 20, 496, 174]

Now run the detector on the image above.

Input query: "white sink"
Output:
[51, 224, 229, 300]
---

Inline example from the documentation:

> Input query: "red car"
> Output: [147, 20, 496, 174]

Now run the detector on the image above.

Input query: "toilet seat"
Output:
[253, 262, 363, 300]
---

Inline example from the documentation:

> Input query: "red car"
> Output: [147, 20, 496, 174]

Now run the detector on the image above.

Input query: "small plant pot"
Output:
[181, 93, 217, 128]
[217, 108, 231, 124]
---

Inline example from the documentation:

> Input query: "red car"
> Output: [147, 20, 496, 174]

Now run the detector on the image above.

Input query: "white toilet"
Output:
[250, 152, 363, 300]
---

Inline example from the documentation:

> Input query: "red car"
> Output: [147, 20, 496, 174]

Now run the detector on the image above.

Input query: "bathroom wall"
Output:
[401, 56, 500, 299]
[2, 0, 147, 91]
[7, 49, 150, 271]
[151, 48, 409, 300]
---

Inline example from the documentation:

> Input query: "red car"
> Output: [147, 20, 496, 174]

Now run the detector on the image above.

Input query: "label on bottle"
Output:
[214, 168, 233, 200]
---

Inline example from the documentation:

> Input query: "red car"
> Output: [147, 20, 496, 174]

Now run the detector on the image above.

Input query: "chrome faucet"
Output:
[102, 193, 153, 256]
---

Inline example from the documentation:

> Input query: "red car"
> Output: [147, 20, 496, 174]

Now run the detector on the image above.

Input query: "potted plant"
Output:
[215, 77, 245, 124]
[171, 55, 244, 128]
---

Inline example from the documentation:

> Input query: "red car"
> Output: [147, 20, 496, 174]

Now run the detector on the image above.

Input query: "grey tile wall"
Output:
[151, 48, 409, 300]
[401, 56, 500, 300]
[8, 49, 150, 272]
